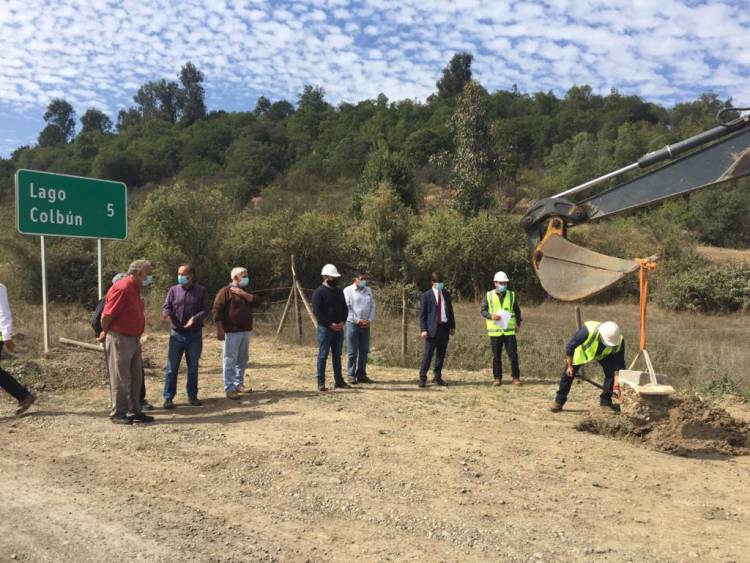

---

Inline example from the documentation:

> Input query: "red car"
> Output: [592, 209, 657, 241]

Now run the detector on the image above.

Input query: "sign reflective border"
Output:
[15, 169, 127, 240]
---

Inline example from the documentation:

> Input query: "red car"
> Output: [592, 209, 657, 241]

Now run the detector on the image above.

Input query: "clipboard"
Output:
[494, 309, 512, 329]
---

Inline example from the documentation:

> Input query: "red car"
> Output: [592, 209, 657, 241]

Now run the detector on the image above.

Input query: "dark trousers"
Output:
[555, 363, 615, 406]
[419, 324, 450, 382]
[0, 342, 30, 402]
[490, 334, 520, 380]
[316, 326, 344, 386]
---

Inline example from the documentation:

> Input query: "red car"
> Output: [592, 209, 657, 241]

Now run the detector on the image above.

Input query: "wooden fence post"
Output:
[401, 287, 408, 359]
[292, 255, 302, 341]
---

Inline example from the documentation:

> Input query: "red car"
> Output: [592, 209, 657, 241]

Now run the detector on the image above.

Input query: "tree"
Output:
[254, 96, 271, 116]
[80, 108, 113, 134]
[38, 98, 76, 146]
[266, 100, 295, 121]
[134, 79, 182, 123]
[353, 142, 416, 215]
[179, 62, 206, 125]
[356, 184, 413, 281]
[436, 52, 473, 99]
[447, 80, 494, 216]
[117, 108, 142, 131]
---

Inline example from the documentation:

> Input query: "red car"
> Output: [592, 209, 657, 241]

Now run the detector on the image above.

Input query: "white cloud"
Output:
[0, 0, 748, 155]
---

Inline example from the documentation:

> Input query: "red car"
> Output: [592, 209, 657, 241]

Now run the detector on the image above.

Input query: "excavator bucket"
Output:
[534, 234, 641, 301]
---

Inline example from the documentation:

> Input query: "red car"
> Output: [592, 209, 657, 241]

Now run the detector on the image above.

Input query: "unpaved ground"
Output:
[2, 333, 750, 563]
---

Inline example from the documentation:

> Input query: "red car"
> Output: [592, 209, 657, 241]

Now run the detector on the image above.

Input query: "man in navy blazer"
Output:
[418, 271, 456, 387]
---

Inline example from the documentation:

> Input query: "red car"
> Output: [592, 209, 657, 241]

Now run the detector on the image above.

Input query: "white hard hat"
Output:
[598, 321, 622, 347]
[321, 264, 341, 277]
[493, 271, 510, 283]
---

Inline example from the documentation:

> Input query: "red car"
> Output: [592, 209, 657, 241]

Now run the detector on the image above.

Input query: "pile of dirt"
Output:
[7, 348, 109, 392]
[576, 392, 750, 457]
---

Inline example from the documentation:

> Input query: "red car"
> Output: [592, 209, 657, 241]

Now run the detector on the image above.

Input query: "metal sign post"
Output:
[15, 169, 127, 350]
[97, 239, 103, 300]
[40, 236, 49, 354]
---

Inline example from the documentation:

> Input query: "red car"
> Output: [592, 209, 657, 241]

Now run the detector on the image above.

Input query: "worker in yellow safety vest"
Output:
[480, 271, 522, 386]
[550, 321, 625, 414]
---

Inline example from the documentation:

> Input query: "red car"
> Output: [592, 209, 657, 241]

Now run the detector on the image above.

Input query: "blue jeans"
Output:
[163, 330, 203, 400]
[317, 325, 344, 386]
[346, 322, 370, 380]
[223, 331, 250, 392]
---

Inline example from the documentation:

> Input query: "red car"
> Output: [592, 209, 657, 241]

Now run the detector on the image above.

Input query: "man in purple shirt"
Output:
[161, 263, 209, 409]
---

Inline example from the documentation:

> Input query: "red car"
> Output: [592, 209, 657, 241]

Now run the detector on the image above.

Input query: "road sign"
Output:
[15, 169, 127, 240]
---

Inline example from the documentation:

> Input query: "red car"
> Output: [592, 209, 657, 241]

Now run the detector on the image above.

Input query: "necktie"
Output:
[437, 290, 442, 323]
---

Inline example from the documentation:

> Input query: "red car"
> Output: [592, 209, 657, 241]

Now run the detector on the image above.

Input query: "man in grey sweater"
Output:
[343, 272, 376, 384]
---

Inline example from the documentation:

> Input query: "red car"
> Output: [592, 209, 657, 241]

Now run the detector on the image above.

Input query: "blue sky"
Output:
[1, 0, 749, 157]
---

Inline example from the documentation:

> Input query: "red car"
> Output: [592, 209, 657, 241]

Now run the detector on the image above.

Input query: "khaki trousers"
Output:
[106, 331, 144, 417]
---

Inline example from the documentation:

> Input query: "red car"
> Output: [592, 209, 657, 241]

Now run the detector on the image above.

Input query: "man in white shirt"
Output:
[0, 283, 37, 415]
[343, 273, 376, 384]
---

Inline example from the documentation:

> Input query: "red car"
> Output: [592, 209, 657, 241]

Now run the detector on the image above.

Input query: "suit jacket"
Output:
[419, 288, 456, 337]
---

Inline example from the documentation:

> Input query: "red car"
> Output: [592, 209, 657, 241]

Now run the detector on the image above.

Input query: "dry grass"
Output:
[697, 245, 750, 265]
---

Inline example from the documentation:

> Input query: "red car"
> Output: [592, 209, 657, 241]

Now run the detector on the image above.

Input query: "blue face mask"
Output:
[143, 275, 153, 287]
[239, 277, 250, 288]
[359, 280, 367, 288]
[177, 275, 189, 286]
[496, 284, 508, 292]
[435, 282, 445, 291]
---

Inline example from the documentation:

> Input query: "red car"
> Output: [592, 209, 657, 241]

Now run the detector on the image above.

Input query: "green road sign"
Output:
[15, 169, 127, 240]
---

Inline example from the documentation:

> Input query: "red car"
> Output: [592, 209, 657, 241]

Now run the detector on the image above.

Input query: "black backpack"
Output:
[91, 297, 106, 336]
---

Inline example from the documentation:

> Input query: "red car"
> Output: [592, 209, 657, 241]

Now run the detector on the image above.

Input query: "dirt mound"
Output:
[7, 348, 108, 392]
[576, 392, 750, 457]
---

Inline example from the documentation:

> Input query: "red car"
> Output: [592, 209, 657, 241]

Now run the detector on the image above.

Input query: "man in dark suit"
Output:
[418, 271, 456, 387]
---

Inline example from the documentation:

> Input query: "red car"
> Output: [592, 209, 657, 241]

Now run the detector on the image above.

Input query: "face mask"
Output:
[496, 284, 507, 292]
[359, 280, 367, 288]
[328, 278, 339, 287]
[177, 275, 189, 286]
[143, 275, 153, 287]
[239, 277, 250, 288]
[435, 282, 444, 291]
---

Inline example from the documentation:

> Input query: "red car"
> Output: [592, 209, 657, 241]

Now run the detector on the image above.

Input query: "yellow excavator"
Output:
[522, 109, 750, 395]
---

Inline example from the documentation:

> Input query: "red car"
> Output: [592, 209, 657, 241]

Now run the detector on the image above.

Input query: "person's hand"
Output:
[184, 317, 195, 329]
[4, 338, 15, 352]
[450, 329, 455, 336]
[515, 325, 521, 334]
[420, 331, 428, 340]
[492, 313, 501, 321]
[566, 364, 574, 378]
[331, 323, 344, 332]
[358, 320, 369, 328]
[217, 329, 225, 341]
[96, 332, 106, 343]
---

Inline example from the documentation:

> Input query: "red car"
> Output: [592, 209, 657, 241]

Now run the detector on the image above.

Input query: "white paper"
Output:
[494, 310, 512, 329]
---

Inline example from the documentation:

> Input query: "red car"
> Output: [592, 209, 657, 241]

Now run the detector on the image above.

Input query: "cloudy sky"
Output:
[1, 0, 749, 156]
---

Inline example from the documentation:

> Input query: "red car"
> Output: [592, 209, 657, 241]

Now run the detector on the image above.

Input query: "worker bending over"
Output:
[480, 271, 522, 386]
[550, 320, 624, 414]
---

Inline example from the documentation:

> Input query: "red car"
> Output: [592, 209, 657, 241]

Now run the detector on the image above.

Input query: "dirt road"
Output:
[1, 333, 749, 562]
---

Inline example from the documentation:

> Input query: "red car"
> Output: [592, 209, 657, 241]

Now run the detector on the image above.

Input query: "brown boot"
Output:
[493, 378, 502, 386]
[600, 404, 621, 415]
[512, 378, 522, 386]
[15, 391, 36, 416]
[549, 401, 563, 412]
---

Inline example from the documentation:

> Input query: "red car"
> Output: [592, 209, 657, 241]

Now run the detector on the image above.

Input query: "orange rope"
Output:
[637, 259, 657, 351]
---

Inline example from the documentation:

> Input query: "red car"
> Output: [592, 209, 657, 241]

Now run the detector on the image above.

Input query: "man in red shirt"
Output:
[100, 259, 155, 424]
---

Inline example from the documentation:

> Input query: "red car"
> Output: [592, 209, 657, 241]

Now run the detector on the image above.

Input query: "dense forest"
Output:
[1, 54, 748, 311]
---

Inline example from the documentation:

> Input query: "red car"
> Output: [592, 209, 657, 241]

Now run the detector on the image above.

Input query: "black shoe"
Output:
[111, 415, 132, 425]
[141, 401, 155, 411]
[357, 376, 376, 384]
[188, 396, 203, 406]
[432, 379, 448, 387]
[418, 380, 427, 388]
[334, 382, 352, 389]
[128, 413, 155, 423]
[163, 398, 175, 410]
[318, 385, 328, 392]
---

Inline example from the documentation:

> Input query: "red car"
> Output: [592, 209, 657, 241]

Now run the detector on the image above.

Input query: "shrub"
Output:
[655, 259, 750, 312]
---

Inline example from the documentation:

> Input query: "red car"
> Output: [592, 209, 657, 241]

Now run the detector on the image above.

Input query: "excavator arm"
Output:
[522, 114, 750, 301]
